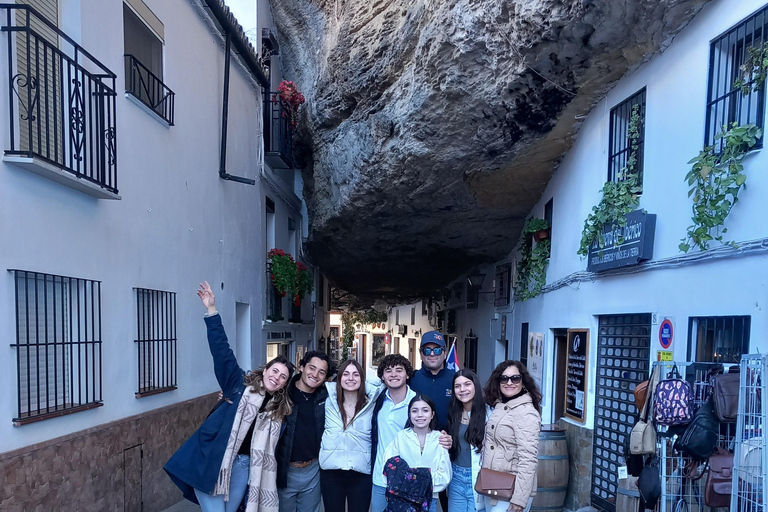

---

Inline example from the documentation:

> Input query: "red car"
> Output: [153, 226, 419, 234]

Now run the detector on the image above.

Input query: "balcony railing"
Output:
[1, 4, 118, 194]
[124, 54, 174, 126]
[264, 92, 294, 169]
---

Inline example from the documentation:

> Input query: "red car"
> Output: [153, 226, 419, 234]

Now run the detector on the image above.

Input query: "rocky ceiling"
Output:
[268, 0, 711, 302]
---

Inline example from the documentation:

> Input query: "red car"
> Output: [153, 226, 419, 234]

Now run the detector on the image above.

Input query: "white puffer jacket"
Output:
[319, 382, 382, 474]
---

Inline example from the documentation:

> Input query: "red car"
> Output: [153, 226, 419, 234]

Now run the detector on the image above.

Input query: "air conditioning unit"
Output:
[398, 324, 407, 336]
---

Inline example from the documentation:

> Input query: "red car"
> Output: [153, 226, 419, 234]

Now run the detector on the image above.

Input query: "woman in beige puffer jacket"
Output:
[481, 361, 542, 512]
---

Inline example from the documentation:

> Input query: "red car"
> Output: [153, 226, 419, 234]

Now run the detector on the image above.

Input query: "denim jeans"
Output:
[448, 464, 476, 512]
[371, 484, 388, 512]
[194, 454, 249, 512]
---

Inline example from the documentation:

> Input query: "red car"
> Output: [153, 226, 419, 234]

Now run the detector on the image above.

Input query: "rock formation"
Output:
[268, 0, 711, 299]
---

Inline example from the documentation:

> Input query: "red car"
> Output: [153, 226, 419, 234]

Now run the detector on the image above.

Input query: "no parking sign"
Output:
[659, 319, 673, 350]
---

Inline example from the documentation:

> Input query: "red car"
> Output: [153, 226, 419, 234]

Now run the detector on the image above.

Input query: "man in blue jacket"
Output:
[410, 330, 455, 430]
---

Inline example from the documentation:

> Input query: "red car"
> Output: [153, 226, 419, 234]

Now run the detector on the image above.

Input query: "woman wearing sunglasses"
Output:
[481, 361, 542, 512]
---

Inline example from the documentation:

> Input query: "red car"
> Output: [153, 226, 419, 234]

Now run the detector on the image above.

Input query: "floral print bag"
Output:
[653, 364, 693, 426]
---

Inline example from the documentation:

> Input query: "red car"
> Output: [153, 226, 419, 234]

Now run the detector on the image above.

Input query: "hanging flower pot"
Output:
[533, 229, 550, 242]
[268, 248, 297, 296]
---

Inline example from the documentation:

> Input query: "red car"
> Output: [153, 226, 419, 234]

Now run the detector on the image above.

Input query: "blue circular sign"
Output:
[659, 319, 673, 349]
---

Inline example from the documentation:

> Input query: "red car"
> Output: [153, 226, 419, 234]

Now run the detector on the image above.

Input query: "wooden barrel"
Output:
[531, 426, 570, 512]
[616, 477, 640, 512]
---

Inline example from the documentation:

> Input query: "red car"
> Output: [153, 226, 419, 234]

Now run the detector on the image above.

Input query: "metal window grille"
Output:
[264, 91, 294, 169]
[706, 6, 768, 149]
[134, 288, 177, 397]
[688, 315, 751, 364]
[10, 270, 102, 425]
[410, 307, 415, 325]
[731, 353, 766, 511]
[608, 89, 646, 187]
[1, 4, 118, 193]
[494, 263, 511, 307]
[266, 261, 283, 321]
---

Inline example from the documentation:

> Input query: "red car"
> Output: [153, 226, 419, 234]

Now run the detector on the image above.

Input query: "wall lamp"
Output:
[466, 273, 486, 288]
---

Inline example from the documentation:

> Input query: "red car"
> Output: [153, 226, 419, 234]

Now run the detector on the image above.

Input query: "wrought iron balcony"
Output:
[264, 92, 294, 170]
[1, 4, 118, 197]
[125, 54, 175, 126]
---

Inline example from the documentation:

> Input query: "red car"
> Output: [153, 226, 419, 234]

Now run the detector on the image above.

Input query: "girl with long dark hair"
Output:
[165, 282, 294, 512]
[319, 359, 383, 512]
[481, 360, 542, 512]
[446, 369, 487, 512]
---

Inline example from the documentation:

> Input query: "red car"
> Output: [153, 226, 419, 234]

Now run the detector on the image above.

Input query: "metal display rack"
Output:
[730, 354, 766, 512]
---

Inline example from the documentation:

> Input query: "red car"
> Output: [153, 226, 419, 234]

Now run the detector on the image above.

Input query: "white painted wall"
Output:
[470, 0, 768, 429]
[0, 0, 312, 453]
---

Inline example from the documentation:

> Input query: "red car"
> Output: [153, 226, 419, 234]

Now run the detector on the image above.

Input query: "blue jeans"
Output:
[194, 454, 249, 512]
[371, 484, 387, 512]
[448, 464, 476, 512]
[279, 460, 322, 512]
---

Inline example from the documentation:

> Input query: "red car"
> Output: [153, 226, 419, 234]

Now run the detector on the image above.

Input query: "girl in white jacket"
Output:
[383, 393, 453, 512]
[320, 360, 382, 512]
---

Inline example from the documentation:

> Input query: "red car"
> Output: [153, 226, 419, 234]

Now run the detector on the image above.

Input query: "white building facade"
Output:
[0, 1, 315, 509]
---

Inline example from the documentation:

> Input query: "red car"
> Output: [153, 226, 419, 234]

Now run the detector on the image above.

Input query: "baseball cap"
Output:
[420, 331, 446, 348]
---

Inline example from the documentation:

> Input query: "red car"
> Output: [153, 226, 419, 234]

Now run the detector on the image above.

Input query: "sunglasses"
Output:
[421, 347, 444, 356]
[499, 374, 523, 384]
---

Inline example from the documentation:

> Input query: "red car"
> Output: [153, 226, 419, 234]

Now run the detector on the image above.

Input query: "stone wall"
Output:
[0, 393, 218, 512]
[559, 419, 593, 511]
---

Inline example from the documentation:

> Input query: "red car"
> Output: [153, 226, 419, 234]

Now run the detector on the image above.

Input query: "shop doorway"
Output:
[590, 314, 651, 512]
[551, 329, 568, 422]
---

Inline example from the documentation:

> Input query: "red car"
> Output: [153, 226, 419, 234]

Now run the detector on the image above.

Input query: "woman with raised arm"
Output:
[319, 359, 383, 512]
[165, 281, 294, 512]
[481, 361, 542, 512]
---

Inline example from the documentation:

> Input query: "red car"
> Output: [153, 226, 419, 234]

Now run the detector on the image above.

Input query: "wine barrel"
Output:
[531, 426, 570, 512]
[616, 477, 640, 512]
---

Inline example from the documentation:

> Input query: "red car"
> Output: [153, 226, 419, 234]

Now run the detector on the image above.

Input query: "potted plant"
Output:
[276, 80, 305, 129]
[525, 218, 550, 242]
[294, 262, 313, 306]
[267, 248, 297, 297]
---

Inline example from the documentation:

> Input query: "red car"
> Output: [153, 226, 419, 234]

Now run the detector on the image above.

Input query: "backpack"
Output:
[711, 370, 739, 423]
[673, 400, 720, 460]
[654, 365, 693, 426]
[705, 448, 734, 508]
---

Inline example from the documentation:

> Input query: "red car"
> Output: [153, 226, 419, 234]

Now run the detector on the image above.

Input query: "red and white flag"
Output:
[446, 341, 460, 371]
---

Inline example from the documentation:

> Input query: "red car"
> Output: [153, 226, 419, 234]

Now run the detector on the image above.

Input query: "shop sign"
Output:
[564, 329, 589, 423]
[587, 210, 657, 272]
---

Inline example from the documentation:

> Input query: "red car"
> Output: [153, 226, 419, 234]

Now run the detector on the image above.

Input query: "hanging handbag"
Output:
[705, 448, 734, 508]
[673, 399, 719, 460]
[630, 365, 658, 455]
[637, 455, 661, 510]
[654, 364, 693, 426]
[474, 467, 516, 500]
[623, 432, 645, 477]
[711, 370, 739, 423]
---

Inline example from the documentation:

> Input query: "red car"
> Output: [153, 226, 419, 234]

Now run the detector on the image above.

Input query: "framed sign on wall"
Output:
[564, 329, 589, 423]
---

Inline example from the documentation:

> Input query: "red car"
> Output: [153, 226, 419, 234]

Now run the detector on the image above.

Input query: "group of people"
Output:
[164, 283, 542, 512]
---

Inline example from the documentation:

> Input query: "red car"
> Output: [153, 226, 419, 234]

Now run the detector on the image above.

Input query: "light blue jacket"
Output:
[319, 382, 382, 473]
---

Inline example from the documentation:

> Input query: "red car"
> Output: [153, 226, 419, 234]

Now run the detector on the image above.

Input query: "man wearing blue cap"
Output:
[410, 330, 455, 430]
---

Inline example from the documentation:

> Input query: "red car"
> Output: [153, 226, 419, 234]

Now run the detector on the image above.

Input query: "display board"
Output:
[564, 328, 589, 422]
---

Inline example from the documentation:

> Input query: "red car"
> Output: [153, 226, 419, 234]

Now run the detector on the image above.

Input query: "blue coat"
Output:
[164, 314, 248, 504]
[410, 366, 455, 430]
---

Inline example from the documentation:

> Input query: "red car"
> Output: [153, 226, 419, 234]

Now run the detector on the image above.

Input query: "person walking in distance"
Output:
[319, 359, 383, 512]
[275, 350, 335, 512]
[482, 361, 542, 512]
[165, 282, 294, 512]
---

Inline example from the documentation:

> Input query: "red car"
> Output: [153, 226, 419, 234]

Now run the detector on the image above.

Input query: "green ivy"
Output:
[578, 105, 643, 257]
[679, 122, 761, 253]
[339, 309, 388, 360]
[514, 218, 551, 301]
[733, 42, 768, 96]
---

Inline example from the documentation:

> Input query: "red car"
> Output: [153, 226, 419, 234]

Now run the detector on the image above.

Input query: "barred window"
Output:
[706, 6, 768, 148]
[608, 89, 646, 186]
[688, 316, 750, 364]
[135, 288, 177, 397]
[10, 270, 103, 426]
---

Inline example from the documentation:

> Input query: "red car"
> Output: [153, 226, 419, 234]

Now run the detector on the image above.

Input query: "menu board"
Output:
[564, 329, 589, 423]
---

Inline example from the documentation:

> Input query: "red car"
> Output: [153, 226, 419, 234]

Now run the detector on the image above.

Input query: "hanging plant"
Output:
[578, 104, 643, 257]
[733, 42, 768, 96]
[294, 262, 314, 306]
[276, 80, 305, 129]
[268, 248, 296, 296]
[679, 122, 761, 253]
[514, 218, 552, 301]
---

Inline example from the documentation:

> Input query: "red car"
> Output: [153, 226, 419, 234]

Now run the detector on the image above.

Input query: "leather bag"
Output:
[654, 365, 693, 426]
[673, 400, 719, 460]
[633, 380, 650, 411]
[474, 467, 516, 500]
[711, 371, 739, 423]
[705, 448, 734, 508]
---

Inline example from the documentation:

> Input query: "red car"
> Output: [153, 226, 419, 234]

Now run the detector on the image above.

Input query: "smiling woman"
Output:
[164, 282, 295, 512]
